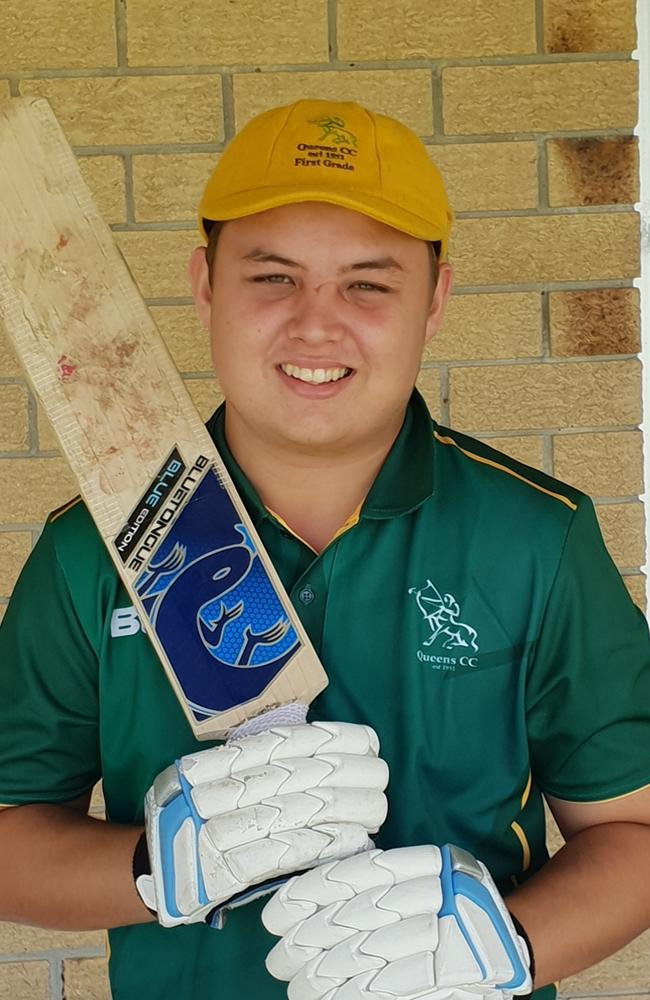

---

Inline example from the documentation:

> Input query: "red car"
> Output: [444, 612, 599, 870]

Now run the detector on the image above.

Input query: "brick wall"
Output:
[0, 1, 647, 997]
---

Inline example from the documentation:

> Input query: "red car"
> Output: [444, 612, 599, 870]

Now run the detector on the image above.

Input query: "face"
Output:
[189, 202, 452, 463]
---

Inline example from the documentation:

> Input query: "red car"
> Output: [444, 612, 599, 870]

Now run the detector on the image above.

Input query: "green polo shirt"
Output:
[0, 390, 648, 1000]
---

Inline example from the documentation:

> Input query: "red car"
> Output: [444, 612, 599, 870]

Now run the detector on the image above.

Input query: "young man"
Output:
[0, 99, 649, 1000]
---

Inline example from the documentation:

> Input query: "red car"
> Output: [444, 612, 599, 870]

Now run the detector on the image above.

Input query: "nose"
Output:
[286, 281, 346, 345]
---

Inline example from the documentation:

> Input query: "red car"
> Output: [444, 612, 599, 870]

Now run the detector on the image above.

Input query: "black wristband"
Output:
[132, 831, 157, 916]
[509, 911, 536, 994]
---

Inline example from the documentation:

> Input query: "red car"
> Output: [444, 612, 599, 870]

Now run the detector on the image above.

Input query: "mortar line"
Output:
[535, 0, 545, 54]
[559, 992, 650, 998]
[327, 0, 338, 61]
[48, 957, 64, 1000]
[0, 523, 51, 533]
[431, 66, 444, 137]
[72, 143, 223, 156]
[477, 427, 642, 439]
[0, 947, 104, 962]
[453, 279, 636, 294]
[426, 129, 637, 146]
[220, 73, 235, 140]
[446, 423, 642, 436]
[144, 296, 195, 306]
[105, 204, 637, 232]
[123, 153, 135, 225]
[65, 130, 635, 158]
[438, 367, 450, 424]
[540, 286, 552, 358]
[537, 136, 549, 209]
[455, 204, 636, 218]
[542, 433, 554, 475]
[25, 387, 38, 452]
[4, 51, 633, 79]
[421, 353, 639, 367]
[594, 495, 644, 505]
[110, 219, 196, 231]
[114, 0, 128, 68]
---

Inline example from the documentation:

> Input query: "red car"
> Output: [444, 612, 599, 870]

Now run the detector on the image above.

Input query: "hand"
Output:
[262, 844, 533, 999]
[138, 722, 389, 927]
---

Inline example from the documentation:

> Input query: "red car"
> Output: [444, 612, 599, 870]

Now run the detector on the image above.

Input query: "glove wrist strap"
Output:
[509, 911, 536, 994]
[132, 831, 157, 916]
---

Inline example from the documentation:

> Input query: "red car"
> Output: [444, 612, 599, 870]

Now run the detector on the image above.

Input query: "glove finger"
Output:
[191, 755, 389, 818]
[297, 788, 387, 833]
[263, 847, 440, 936]
[320, 970, 395, 1000]
[206, 823, 372, 898]
[320, 976, 489, 1000]
[178, 723, 381, 790]
[288, 945, 382, 1000]
[203, 789, 386, 853]
[261, 723, 380, 763]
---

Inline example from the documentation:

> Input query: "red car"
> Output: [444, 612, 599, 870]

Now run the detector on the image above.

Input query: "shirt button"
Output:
[298, 585, 315, 605]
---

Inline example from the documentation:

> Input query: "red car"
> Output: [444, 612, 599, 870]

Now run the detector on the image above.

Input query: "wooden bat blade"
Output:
[0, 96, 328, 740]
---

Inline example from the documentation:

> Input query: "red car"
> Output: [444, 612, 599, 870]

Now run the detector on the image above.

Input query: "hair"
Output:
[203, 220, 440, 290]
[204, 220, 224, 289]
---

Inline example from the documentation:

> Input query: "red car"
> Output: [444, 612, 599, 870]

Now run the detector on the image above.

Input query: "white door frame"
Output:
[635, 1, 650, 611]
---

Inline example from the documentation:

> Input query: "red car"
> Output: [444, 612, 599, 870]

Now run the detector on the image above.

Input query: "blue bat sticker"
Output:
[134, 466, 300, 721]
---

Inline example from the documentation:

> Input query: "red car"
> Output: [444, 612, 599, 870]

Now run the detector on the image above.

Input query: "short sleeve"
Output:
[0, 518, 101, 804]
[526, 496, 650, 802]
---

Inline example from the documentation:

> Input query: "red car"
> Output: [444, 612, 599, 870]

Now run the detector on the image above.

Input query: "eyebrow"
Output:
[242, 251, 404, 273]
[343, 257, 404, 274]
[243, 251, 304, 268]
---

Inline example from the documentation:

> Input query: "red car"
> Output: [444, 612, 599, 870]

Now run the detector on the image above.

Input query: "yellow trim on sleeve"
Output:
[433, 432, 578, 511]
[521, 771, 533, 810]
[551, 779, 650, 806]
[511, 821, 532, 872]
[49, 495, 83, 523]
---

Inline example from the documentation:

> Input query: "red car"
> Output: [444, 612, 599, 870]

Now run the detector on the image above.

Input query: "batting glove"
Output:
[262, 844, 533, 1000]
[136, 721, 388, 927]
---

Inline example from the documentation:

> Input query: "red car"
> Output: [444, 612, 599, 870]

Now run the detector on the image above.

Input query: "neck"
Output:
[224, 418, 401, 553]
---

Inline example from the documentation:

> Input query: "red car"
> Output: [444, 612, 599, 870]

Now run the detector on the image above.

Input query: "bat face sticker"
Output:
[134, 470, 300, 719]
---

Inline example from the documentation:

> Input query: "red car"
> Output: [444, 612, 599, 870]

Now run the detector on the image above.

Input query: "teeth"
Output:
[281, 364, 350, 384]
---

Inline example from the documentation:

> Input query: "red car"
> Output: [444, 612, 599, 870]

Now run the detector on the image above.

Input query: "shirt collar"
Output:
[205, 388, 435, 527]
[360, 389, 435, 520]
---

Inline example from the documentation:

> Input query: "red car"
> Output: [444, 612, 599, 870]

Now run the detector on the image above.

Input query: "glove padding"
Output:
[140, 722, 388, 927]
[262, 844, 532, 1000]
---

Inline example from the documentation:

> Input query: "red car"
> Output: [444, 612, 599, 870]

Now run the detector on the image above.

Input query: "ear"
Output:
[187, 246, 212, 330]
[424, 262, 453, 345]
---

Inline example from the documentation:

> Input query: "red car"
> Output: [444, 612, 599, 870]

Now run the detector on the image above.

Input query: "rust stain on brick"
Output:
[545, 2, 596, 53]
[550, 137, 638, 206]
[551, 288, 640, 356]
[545, 0, 636, 53]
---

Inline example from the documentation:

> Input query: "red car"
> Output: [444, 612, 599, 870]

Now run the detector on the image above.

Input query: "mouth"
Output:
[279, 363, 352, 385]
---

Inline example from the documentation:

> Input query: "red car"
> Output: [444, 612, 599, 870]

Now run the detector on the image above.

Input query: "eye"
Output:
[251, 274, 294, 285]
[351, 281, 389, 293]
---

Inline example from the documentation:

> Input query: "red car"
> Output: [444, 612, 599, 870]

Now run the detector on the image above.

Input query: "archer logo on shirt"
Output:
[110, 606, 142, 637]
[408, 579, 480, 671]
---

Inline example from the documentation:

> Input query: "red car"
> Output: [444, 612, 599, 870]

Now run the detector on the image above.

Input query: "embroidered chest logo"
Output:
[408, 580, 480, 670]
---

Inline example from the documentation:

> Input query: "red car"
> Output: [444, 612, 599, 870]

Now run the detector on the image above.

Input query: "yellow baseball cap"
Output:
[198, 99, 453, 259]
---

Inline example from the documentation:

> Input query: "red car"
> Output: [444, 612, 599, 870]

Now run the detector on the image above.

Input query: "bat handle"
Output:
[227, 703, 309, 741]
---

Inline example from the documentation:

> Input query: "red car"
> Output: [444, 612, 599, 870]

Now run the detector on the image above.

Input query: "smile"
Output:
[280, 363, 351, 385]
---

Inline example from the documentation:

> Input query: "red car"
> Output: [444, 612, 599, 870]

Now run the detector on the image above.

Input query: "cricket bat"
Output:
[0, 96, 328, 740]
